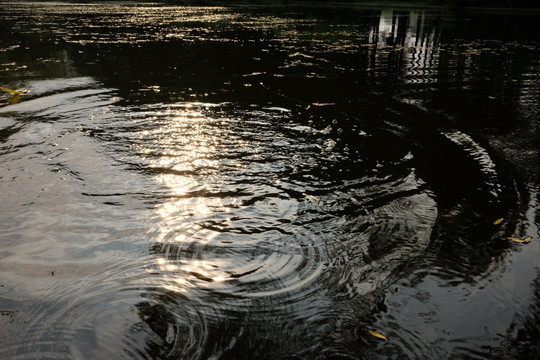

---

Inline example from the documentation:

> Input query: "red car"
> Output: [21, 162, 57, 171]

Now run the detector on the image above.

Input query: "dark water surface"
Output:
[1, 2, 539, 359]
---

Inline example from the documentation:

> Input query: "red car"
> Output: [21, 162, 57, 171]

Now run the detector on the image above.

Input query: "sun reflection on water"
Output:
[141, 103, 235, 290]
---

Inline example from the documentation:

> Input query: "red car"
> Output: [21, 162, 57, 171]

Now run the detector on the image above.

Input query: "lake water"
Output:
[0, 2, 539, 359]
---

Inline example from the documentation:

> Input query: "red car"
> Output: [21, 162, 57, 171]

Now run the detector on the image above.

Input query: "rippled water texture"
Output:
[1, 2, 539, 359]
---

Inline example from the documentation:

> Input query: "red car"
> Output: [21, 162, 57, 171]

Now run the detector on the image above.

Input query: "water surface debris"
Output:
[303, 193, 319, 203]
[0, 86, 21, 95]
[508, 236, 531, 243]
[8, 94, 20, 105]
[227, 266, 262, 279]
[493, 218, 504, 225]
[369, 330, 388, 340]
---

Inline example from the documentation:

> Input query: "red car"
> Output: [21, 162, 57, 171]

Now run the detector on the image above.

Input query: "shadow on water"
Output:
[0, 2, 539, 359]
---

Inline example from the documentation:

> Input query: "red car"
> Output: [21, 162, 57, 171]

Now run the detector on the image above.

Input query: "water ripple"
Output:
[0, 3, 536, 359]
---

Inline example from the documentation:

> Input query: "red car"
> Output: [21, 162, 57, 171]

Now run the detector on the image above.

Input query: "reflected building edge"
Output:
[363, 10, 440, 110]
[368, 8, 540, 118]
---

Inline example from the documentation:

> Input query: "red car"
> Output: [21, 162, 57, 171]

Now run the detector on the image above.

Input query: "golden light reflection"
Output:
[154, 256, 228, 294]
[141, 103, 236, 291]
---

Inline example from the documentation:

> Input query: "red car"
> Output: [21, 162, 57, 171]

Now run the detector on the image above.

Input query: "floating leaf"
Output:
[369, 330, 388, 340]
[8, 94, 20, 105]
[303, 193, 319, 203]
[0, 86, 21, 95]
[508, 236, 531, 243]
[493, 218, 504, 225]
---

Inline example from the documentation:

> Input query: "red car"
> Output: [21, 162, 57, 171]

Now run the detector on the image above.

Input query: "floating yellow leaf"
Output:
[0, 86, 21, 95]
[493, 218, 504, 225]
[508, 236, 531, 243]
[8, 94, 20, 105]
[369, 330, 388, 340]
[303, 193, 319, 203]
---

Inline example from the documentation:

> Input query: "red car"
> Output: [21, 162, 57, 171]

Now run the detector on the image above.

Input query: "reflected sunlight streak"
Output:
[143, 103, 232, 291]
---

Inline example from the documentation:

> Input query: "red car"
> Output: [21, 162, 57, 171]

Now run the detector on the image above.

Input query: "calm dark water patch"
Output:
[0, 2, 539, 359]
